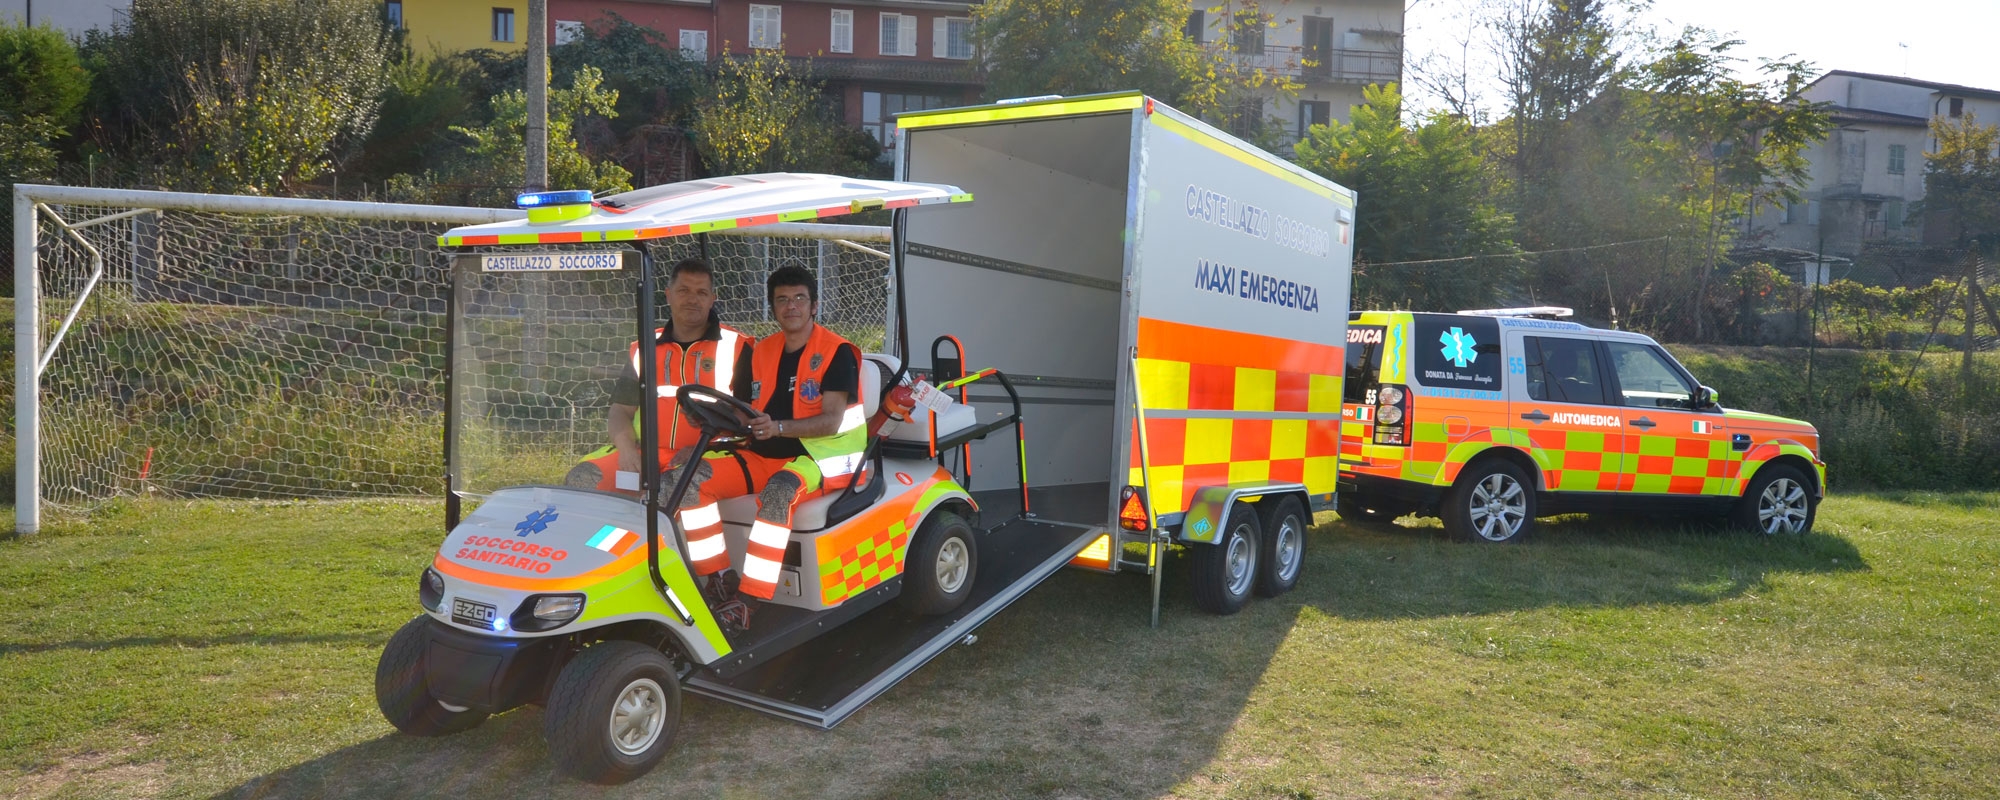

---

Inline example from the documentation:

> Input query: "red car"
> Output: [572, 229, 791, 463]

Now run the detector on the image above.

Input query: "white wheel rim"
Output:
[437, 700, 469, 713]
[609, 678, 668, 756]
[1225, 525, 1256, 596]
[1468, 473, 1527, 541]
[935, 536, 970, 594]
[1757, 478, 1810, 534]
[1273, 515, 1302, 582]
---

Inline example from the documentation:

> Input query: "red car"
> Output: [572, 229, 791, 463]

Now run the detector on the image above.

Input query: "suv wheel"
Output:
[1444, 460, 1536, 543]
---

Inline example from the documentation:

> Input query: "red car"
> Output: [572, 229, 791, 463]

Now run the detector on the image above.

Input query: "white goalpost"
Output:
[11, 184, 892, 535]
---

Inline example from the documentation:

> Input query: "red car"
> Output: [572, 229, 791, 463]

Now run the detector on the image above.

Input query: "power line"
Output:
[1363, 236, 1676, 268]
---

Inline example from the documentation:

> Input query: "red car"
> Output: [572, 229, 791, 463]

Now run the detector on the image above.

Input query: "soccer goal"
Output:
[11, 185, 892, 534]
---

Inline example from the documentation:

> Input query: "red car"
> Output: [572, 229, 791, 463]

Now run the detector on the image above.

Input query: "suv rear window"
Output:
[1413, 315, 1501, 394]
[1344, 325, 1385, 403]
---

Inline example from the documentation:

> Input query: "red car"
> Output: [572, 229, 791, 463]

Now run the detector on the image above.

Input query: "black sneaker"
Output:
[714, 598, 755, 637]
[702, 569, 741, 604]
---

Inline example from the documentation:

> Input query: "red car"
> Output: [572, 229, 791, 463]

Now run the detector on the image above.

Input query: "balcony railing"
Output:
[1229, 45, 1402, 86]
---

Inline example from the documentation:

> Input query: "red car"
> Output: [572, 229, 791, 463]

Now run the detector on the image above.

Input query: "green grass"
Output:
[3, 494, 1998, 798]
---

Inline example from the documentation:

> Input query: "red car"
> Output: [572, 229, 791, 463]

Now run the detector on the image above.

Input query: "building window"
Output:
[384, 0, 402, 29]
[1785, 200, 1805, 225]
[1950, 97, 1965, 118]
[750, 4, 782, 50]
[1184, 10, 1205, 43]
[862, 91, 952, 147]
[492, 8, 515, 42]
[555, 20, 584, 46]
[1888, 144, 1907, 174]
[936, 17, 972, 60]
[679, 29, 708, 58]
[1886, 200, 1905, 230]
[830, 9, 854, 54]
[1298, 100, 1330, 138]
[879, 13, 916, 57]
[1232, 11, 1265, 55]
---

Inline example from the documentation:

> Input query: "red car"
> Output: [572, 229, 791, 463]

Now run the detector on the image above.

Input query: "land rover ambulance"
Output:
[1338, 307, 1825, 542]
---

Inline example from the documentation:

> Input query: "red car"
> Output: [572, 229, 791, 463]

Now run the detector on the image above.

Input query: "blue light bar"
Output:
[515, 190, 595, 208]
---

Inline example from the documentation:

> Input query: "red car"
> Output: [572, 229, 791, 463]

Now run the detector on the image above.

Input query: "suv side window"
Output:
[1524, 336, 1607, 404]
[1605, 341, 1694, 408]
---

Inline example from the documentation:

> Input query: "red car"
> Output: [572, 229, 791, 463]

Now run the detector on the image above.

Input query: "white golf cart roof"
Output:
[438, 173, 972, 247]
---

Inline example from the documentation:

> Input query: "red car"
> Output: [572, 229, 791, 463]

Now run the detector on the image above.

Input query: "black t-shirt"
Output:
[610, 321, 754, 407]
[748, 342, 861, 460]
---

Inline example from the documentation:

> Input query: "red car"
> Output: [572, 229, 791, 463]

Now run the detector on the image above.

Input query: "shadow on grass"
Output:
[209, 515, 1868, 799]
[0, 631, 388, 656]
[1307, 513, 1868, 621]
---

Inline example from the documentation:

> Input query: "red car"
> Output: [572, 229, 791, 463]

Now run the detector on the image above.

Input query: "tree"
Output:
[691, 48, 877, 177]
[1918, 113, 2000, 251]
[80, 0, 394, 193]
[437, 65, 633, 205]
[971, 0, 1294, 127]
[1294, 83, 1518, 310]
[1493, 0, 1629, 245]
[1628, 31, 1831, 340]
[0, 22, 90, 130]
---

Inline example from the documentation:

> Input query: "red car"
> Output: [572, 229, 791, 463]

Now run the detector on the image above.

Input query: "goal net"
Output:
[12, 187, 890, 529]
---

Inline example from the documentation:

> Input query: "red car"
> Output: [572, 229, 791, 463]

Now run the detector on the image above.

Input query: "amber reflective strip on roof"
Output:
[1149, 112, 1350, 205]
[437, 193, 971, 246]
[895, 94, 1145, 130]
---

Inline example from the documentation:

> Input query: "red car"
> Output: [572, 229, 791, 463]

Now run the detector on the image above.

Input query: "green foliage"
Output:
[426, 65, 633, 206]
[1917, 114, 2000, 251]
[0, 21, 90, 130]
[347, 54, 487, 187]
[1294, 83, 1518, 309]
[552, 16, 708, 134]
[81, 0, 395, 194]
[691, 48, 876, 177]
[971, 0, 1294, 126]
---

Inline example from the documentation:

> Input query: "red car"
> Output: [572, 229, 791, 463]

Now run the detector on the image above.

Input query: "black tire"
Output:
[900, 511, 979, 615]
[1191, 503, 1261, 615]
[1443, 459, 1537, 543]
[1254, 496, 1308, 597]
[1336, 494, 1408, 525]
[543, 641, 681, 785]
[1730, 464, 1817, 535]
[374, 616, 489, 737]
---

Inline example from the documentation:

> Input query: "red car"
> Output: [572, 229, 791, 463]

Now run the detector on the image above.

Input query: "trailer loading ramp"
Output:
[684, 483, 1107, 728]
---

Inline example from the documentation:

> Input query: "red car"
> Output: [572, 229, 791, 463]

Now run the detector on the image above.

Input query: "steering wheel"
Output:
[675, 385, 758, 443]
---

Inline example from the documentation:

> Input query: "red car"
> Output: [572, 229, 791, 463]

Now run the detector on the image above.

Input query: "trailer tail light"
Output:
[1373, 384, 1410, 446]
[1118, 485, 1151, 532]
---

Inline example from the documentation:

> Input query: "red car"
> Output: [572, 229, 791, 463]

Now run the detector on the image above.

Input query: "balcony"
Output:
[1229, 45, 1402, 86]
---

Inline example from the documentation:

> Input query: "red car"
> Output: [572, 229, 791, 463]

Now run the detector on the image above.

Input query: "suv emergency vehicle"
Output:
[1338, 307, 1825, 542]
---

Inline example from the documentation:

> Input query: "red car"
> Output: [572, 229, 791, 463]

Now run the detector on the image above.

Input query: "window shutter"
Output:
[900, 15, 917, 56]
[933, 18, 948, 58]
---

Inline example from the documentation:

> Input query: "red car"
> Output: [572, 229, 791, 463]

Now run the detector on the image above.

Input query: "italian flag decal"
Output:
[1692, 420, 1713, 434]
[1355, 406, 1374, 422]
[587, 525, 639, 556]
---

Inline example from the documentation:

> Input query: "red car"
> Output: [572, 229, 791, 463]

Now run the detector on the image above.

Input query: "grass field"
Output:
[3, 493, 1997, 799]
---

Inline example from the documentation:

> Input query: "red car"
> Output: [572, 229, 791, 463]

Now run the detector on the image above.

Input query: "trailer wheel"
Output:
[901, 511, 979, 615]
[1191, 503, 1260, 615]
[544, 641, 681, 785]
[375, 616, 489, 737]
[1254, 496, 1307, 597]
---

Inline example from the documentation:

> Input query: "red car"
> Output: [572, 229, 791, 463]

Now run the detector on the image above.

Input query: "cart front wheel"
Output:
[375, 616, 489, 737]
[544, 641, 681, 785]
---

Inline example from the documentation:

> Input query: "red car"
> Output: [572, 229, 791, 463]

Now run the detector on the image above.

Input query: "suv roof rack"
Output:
[1457, 306, 1574, 320]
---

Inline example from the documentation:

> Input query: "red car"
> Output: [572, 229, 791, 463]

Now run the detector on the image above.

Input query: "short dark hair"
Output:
[766, 265, 817, 308]
[668, 257, 714, 284]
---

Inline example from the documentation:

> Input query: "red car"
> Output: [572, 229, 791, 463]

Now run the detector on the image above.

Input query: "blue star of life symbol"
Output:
[1440, 326, 1479, 369]
[515, 505, 558, 537]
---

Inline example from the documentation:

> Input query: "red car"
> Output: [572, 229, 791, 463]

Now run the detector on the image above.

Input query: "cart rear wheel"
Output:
[1255, 496, 1307, 597]
[374, 616, 489, 737]
[544, 641, 681, 785]
[901, 511, 979, 615]
[1191, 503, 1261, 615]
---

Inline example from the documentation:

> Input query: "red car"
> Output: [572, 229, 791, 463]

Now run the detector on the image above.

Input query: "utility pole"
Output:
[524, 0, 549, 193]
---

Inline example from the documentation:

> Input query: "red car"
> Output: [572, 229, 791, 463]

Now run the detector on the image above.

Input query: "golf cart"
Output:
[373, 175, 1090, 784]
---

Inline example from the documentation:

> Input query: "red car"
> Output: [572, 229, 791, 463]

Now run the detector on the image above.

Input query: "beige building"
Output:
[1186, 0, 1404, 149]
[1754, 70, 2000, 259]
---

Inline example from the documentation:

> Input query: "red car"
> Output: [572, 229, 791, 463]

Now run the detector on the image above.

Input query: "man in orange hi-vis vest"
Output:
[565, 258, 753, 493]
[662, 265, 867, 623]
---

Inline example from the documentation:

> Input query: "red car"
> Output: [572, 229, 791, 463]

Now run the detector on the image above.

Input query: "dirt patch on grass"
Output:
[3, 736, 163, 800]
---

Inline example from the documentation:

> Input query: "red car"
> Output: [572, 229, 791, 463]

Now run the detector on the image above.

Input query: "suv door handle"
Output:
[1520, 410, 1549, 424]
[1629, 416, 1656, 430]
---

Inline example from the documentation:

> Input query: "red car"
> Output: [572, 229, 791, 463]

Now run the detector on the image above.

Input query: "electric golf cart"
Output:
[374, 175, 1096, 784]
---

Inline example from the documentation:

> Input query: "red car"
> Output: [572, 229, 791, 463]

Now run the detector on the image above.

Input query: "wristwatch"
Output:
[777, 421, 785, 436]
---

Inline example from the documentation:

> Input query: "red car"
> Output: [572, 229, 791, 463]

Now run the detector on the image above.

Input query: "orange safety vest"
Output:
[750, 323, 867, 480]
[630, 323, 746, 452]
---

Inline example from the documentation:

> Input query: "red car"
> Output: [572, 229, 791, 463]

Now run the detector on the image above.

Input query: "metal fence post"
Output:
[15, 187, 40, 535]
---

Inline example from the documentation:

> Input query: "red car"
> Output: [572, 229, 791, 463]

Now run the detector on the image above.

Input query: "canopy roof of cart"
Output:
[437, 173, 972, 247]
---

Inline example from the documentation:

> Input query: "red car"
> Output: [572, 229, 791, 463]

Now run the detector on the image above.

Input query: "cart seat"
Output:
[782, 353, 898, 532]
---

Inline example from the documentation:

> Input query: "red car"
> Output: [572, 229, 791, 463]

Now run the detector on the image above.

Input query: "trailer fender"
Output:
[1178, 482, 1311, 544]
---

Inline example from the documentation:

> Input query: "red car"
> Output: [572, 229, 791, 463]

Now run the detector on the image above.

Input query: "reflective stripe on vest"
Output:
[752, 324, 867, 479]
[627, 323, 746, 450]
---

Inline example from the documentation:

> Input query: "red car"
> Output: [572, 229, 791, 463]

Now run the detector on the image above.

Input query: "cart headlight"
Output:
[419, 567, 445, 612]
[1376, 404, 1404, 425]
[511, 593, 586, 632]
[1377, 385, 1405, 406]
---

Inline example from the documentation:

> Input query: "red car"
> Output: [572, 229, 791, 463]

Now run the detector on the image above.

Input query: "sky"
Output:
[1402, 0, 2000, 114]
